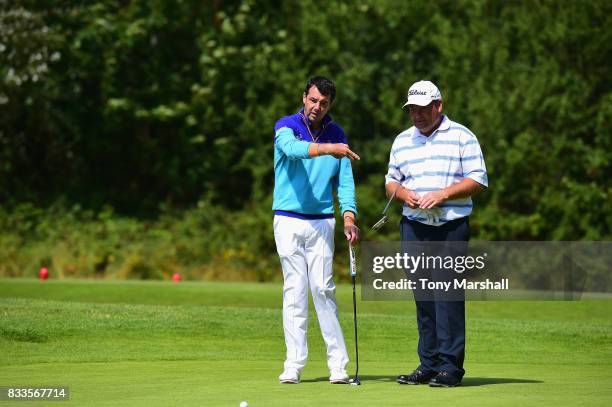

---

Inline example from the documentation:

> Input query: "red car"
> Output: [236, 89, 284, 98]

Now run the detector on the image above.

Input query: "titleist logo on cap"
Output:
[408, 90, 428, 96]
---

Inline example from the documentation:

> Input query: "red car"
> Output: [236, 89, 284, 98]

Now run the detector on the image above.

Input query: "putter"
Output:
[348, 242, 361, 386]
[371, 184, 400, 230]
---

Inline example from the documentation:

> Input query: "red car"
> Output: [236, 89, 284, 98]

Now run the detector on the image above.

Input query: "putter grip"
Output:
[349, 243, 357, 277]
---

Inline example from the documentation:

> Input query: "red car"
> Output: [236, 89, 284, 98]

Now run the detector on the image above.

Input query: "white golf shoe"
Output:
[329, 368, 349, 384]
[279, 368, 300, 384]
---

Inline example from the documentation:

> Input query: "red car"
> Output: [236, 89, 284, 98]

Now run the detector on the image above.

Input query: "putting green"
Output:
[2, 361, 608, 406]
[1, 279, 611, 406]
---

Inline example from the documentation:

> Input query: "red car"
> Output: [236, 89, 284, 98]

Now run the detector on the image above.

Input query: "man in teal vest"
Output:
[273, 76, 360, 384]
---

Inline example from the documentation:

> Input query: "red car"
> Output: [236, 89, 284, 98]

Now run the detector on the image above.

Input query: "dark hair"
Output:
[304, 76, 336, 102]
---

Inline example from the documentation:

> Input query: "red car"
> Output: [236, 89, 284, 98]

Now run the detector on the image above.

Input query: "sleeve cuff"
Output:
[467, 173, 488, 188]
[385, 177, 401, 185]
[341, 206, 358, 216]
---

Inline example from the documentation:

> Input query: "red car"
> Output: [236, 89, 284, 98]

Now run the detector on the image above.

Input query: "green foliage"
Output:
[0, 200, 281, 280]
[0, 1, 610, 279]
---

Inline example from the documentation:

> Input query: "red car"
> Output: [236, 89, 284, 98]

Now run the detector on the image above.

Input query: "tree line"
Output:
[0, 0, 610, 279]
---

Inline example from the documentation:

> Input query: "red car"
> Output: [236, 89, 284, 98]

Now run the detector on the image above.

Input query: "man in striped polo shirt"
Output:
[386, 80, 488, 387]
[273, 76, 361, 385]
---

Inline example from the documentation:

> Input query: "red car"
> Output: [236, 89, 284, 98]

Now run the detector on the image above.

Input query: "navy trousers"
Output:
[400, 217, 469, 380]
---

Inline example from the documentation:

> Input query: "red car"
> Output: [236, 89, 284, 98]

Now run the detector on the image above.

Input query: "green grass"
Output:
[1, 279, 612, 406]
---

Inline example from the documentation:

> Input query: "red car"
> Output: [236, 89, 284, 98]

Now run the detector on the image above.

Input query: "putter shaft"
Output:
[371, 184, 400, 230]
[349, 242, 360, 383]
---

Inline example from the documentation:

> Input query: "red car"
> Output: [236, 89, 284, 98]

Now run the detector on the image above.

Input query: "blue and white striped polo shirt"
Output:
[385, 115, 488, 226]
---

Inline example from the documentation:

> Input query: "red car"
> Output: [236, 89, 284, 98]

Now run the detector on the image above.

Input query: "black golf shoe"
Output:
[397, 369, 437, 385]
[428, 371, 461, 387]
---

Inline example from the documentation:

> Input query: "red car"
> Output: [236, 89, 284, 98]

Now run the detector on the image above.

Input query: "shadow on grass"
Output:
[302, 376, 542, 386]
[461, 377, 542, 387]
[301, 375, 396, 383]
[0, 327, 50, 343]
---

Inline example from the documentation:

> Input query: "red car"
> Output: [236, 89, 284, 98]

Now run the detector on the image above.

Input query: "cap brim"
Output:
[403, 96, 433, 107]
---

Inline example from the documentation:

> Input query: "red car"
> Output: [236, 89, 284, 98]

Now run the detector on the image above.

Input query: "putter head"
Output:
[371, 215, 388, 231]
[349, 377, 361, 386]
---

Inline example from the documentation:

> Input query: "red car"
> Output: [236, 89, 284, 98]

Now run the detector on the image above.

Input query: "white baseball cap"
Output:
[403, 80, 442, 107]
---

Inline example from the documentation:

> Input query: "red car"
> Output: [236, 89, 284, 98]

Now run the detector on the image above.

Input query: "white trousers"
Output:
[273, 215, 349, 372]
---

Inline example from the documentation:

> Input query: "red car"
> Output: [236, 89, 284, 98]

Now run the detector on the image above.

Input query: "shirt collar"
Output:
[299, 108, 333, 131]
[413, 115, 449, 140]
